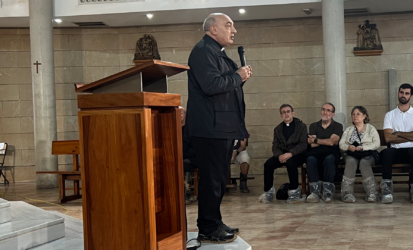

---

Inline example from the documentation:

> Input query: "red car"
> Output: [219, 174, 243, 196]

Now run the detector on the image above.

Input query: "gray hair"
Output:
[203, 13, 225, 32]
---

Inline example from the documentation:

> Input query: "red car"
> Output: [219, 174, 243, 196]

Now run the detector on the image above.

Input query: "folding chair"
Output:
[0, 143, 9, 185]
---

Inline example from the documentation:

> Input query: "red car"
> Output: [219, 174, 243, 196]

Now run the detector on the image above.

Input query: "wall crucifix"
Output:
[33, 61, 42, 74]
[353, 20, 383, 56]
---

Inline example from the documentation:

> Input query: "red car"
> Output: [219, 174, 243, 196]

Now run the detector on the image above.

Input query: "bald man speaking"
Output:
[185, 13, 252, 244]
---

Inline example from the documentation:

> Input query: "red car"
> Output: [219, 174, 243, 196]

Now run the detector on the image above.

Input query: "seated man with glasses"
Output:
[306, 102, 343, 203]
[258, 104, 308, 203]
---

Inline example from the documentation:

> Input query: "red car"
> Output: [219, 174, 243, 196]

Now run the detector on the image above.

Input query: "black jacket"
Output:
[272, 118, 308, 158]
[186, 35, 246, 139]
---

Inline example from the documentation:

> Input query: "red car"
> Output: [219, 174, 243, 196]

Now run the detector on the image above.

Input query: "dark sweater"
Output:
[272, 118, 308, 157]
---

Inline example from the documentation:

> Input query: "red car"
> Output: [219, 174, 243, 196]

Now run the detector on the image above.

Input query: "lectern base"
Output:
[187, 232, 251, 250]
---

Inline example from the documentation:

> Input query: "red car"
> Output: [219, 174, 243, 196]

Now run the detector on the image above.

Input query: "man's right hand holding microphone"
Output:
[237, 65, 253, 82]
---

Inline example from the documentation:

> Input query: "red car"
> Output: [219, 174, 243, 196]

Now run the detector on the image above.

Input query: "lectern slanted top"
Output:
[75, 59, 189, 94]
[76, 60, 189, 250]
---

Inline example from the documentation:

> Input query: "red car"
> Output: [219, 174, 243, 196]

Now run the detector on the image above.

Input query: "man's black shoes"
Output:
[220, 224, 239, 235]
[197, 227, 237, 244]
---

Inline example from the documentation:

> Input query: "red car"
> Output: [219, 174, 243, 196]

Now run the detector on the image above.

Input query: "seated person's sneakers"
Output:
[257, 186, 275, 203]
[306, 181, 322, 203]
[362, 177, 379, 203]
[286, 188, 306, 204]
[197, 227, 237, 244]
[220, 224, 239, 235]
[322, 182, 335, 203]
[306, 192, 321, 203]
[380, 179, 393, 204]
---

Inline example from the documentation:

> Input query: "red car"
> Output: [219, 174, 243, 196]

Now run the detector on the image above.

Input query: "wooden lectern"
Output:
[75, 60, 189, 250]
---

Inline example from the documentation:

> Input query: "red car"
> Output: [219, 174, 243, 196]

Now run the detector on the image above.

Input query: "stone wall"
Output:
[0, 12, 413, 181]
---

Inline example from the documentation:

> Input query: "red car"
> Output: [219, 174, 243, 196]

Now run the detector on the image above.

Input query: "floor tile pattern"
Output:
[2, 175, 413, 249]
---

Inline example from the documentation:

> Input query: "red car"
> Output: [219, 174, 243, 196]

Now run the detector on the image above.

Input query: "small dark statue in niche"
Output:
[134, 34, 161, 60]
[354, 20, 383, 56]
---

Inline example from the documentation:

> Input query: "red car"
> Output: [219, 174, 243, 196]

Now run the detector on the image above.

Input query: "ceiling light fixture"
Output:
[239, 9, 246, 14]
[54, 19, 62, 23]
[146, 13, 153, 19]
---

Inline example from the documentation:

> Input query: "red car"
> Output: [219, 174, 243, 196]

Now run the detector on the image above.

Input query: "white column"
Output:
[29, 0, 58, 188]
[322, 0, 347, 127]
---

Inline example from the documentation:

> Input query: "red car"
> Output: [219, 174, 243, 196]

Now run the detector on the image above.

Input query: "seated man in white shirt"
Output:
[382, 83, 413, 203]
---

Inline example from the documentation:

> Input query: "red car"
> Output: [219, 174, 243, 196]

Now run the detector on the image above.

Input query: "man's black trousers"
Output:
[191, 137, 234, 235]
[381, 147, 413, 181]
[263, 152, 306, 191]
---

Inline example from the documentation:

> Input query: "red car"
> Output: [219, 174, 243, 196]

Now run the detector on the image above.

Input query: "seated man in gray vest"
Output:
[306, 102, 343, 203]
[258, 104, 308, 203]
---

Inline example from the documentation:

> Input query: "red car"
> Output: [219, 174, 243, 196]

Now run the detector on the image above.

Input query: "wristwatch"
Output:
[314, 138, 318, 144]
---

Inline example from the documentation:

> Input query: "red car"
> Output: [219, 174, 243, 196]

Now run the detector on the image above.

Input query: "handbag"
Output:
[346, 126, 380, 164]
[276, 183, 290, 200]
[346, 150, 380, 164]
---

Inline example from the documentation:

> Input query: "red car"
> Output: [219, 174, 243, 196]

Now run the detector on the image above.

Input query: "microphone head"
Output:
[238, 46, 244, 54]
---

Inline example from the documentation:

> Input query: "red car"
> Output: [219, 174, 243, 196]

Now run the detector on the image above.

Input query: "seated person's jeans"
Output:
[306, 154, 337, 183]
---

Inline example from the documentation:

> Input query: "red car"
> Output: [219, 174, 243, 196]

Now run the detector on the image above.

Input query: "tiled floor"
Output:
[2, 175, 413, 250]
[0, 182, 83, 220]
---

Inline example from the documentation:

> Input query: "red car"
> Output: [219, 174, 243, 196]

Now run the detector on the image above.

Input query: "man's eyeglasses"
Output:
[321, 108, 333, 113]
[280, 110, 292, 115]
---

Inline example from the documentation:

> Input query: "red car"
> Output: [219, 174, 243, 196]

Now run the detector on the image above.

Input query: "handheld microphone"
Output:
[238, 46, 246, 66]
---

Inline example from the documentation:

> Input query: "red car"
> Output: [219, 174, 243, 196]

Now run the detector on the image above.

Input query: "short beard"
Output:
[399, 97, 411, 104]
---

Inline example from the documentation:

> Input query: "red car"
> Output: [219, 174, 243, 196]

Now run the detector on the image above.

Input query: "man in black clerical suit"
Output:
[185, 13, 252, 244]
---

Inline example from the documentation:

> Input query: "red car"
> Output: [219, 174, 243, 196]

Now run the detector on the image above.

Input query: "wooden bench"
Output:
[36, 140, 81, 203]
[301, 129, 411, 194]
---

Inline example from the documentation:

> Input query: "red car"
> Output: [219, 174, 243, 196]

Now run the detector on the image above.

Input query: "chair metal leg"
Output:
[0, 169, 9, 185]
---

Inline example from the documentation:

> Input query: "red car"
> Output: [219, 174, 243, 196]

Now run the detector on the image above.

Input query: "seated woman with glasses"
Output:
[339, 106, 380, 203]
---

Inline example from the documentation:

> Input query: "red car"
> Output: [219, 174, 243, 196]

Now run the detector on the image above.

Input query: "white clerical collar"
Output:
[221, 47, 225, 51]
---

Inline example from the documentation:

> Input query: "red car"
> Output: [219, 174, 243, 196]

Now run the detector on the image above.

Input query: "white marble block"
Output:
[0, 201, 65, 250]
[0, 198, 11, 224]
[31, 212, 84, 250]
[187, 232, 252, 250]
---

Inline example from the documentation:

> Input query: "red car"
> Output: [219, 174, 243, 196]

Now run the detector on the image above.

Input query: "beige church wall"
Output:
[1, 12, 413, 181]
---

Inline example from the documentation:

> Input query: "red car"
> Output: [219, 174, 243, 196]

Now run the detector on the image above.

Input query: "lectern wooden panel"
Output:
[77, 61, 188, 250]
[79, 103, 186, 250]
[79, 108, 157, 250]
